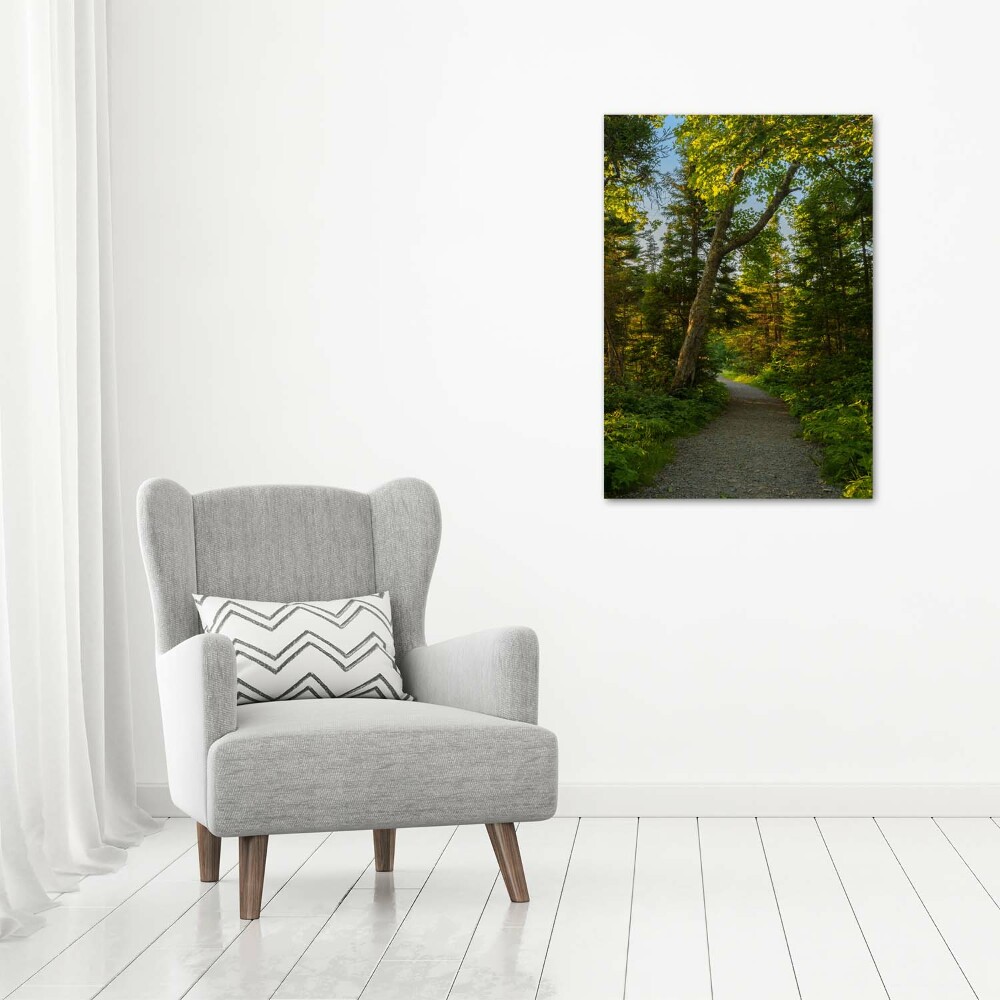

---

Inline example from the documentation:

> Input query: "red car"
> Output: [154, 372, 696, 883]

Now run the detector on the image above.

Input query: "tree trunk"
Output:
[604, 317, 624, 383]
[669, 206, 737, 390]
[670, 162, 799, 392]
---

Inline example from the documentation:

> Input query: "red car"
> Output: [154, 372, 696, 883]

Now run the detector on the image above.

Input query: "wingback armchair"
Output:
[137, 477, 558, 919]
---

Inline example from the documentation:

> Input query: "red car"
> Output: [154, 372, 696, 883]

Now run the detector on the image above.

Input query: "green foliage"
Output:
[604, 382, 729, 496]
[604, 115, 665, 384]
[626, 168, 722, 386]
[843, 474, 873, 499]
[716, 223, 790, 373]
[755, 354, 872, 414]
[604, 411, 677, 497]
[604, 115, 665, 226]
[713, 132, 873, 498]
[788, 169, 873, 353]
[752, 354, 873, 498]
[605, 114, 873, 498]
[675, 114, 874, 207]
[800, 403, 872, 490]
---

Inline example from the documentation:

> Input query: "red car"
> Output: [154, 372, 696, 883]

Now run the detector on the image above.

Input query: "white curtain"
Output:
[0, 0, 160, 939]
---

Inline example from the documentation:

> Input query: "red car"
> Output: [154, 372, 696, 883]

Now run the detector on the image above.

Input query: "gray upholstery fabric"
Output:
[138, 476, 557, 838]
[402, 627, 539, 724]
[371, 478, 440, 657]
[137, 479, 199, 654]
[207, 700, 557, 836]
[193, 485, 375, 605]
[138, 478, 442, 660]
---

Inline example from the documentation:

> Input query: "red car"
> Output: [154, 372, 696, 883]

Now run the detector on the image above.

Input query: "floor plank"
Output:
[361, 958, 461, 1000]
[11, 877, 210, 994]
[533, 818, 636, 1000]
[758, 818, 887, 1000]
[624, 818, 711, 1000]
[878, 817, 1000, 998]
[699, 818, 798, 1000]
[91, 833, 324, 1000]
[274, 826, 457, 999]
[448, 818, 578, 1000]
[818, 818, 976, 999]
[90, 838, 241, 1000]
[56, 820, 196, 910]
[183, 917, 326, 1000]
[7, 987, 99, 999]
[0, 821, 194, 997]
[936, 817, 1000, 907]
[12, 815, 1000, 1000]
[274, 885, 420, 1000]
[0, 909, 114, 998]
[359, 824, 501, 999]
[351, 826, 456, 890]
[264, 829, 374, 916]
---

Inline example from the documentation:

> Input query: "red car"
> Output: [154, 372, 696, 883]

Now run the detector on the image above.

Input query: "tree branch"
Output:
[722, 162, 800, 255]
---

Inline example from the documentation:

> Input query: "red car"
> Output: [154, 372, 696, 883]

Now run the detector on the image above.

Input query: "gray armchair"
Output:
[137, 478, 558, 919]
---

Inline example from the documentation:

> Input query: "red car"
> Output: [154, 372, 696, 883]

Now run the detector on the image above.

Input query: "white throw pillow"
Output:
[193, 591, 412, 704]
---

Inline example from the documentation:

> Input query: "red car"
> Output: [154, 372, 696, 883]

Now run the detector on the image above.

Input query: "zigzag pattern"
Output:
[235, 672, 408, 705]
[230, 630, 389, 675]
[199, 597, 392, 636]
[194, 592, 412, 703]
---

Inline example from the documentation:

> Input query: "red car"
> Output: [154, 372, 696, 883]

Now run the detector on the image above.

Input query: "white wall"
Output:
[108, 0, 1000, 809]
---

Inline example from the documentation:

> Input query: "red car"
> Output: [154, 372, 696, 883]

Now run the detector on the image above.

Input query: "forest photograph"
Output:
[604, 114, 874, 500]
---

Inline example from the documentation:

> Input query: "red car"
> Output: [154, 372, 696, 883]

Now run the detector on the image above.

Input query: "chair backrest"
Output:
[137, 478, 441, 660]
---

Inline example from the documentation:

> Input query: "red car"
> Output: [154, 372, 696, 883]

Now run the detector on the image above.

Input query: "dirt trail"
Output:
[630, 378, 838, 500]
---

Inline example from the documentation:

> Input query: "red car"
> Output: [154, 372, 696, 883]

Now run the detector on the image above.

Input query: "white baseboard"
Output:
[555, 783, 1000, 817]
[138, 782, 1000, 819]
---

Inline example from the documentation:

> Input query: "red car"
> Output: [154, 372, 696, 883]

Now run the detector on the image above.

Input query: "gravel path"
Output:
[630, 378, 839, 500]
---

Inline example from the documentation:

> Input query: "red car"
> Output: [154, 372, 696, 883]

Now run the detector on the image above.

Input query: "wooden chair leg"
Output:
[486, 823, 529, 902]
[373, 829, 396, 872]
[239, 835, 268, 920]
[197, 823, 221, 882]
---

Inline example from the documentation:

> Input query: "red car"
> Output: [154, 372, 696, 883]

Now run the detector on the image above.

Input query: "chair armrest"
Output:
[156, 632, 237, 825]
[400, 626, 539, 724]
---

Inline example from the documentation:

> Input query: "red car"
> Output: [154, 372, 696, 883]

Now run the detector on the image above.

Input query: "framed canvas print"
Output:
[604, 114, 873, 500]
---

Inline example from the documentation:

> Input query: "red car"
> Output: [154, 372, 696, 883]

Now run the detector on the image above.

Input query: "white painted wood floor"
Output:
[4, 817, 1000, 999]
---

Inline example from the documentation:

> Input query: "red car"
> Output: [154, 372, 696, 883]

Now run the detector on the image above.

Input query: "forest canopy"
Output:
[604, 114, 874, 498]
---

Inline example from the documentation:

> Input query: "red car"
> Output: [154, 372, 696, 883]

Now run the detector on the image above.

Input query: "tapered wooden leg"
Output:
[239, 835, 268, 920]
[486, 823, 529, 902]
[373, 829, 396, 872]
[197, 823, 221, 882]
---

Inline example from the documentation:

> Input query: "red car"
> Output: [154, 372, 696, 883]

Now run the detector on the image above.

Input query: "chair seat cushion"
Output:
[206, 699, 558, 836]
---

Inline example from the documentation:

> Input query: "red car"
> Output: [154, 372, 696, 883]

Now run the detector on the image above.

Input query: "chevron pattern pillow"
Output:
[192, 592, 412, 705]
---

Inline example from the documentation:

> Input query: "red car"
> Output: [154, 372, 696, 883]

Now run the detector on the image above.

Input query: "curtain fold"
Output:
[0, 0, 160, 940]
